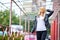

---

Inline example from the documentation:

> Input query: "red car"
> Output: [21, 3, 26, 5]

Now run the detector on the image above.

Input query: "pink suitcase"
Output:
[24, 34, 36, 40]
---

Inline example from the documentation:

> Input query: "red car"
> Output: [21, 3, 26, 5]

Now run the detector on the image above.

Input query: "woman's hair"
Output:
[38, 7, 46, 15]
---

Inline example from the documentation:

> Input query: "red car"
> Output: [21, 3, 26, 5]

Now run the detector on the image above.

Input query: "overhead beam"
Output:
[0, 5, 5, 9]
[0, 2, 8, 9]
[12, 0, 27, 16]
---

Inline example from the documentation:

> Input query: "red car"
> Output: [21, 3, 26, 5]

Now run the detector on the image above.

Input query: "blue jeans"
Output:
[36, 30, 47, 40]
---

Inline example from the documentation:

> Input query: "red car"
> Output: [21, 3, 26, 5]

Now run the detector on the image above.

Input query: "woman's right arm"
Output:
[31, 16, 37, 33]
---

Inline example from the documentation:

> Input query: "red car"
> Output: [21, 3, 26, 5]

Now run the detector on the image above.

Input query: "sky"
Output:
[0, 0, 53, 16]
[0, 0, 23, 16]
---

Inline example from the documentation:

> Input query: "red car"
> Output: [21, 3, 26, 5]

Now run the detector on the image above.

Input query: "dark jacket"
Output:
[31, 9, 54, 33]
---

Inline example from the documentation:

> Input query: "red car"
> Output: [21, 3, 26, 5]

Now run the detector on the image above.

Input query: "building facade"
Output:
[53, 0, 60, 40]
[22, 0, 32, 12]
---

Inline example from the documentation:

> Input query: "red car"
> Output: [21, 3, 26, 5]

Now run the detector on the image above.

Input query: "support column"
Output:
[25, 18, 27, 32]
[10, 0, 12, 36]
[19, 10, 21, 25]
[28, 18, 30, 33]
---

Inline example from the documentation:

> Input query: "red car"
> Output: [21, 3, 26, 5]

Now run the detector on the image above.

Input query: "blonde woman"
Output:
[31, 7, 54, 40]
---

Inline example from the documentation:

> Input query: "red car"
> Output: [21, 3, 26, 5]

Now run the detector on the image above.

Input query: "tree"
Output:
[0, 10, 36, 32]
[0, 10, 19, 27]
